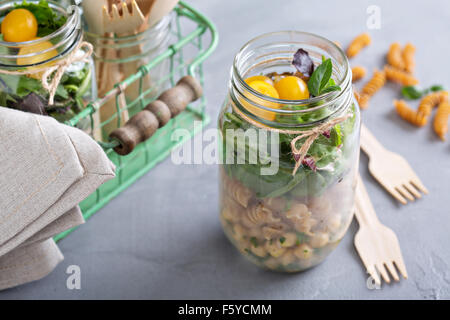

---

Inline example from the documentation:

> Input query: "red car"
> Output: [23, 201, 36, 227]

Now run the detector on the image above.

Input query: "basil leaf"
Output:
[308, 58, 332, 97]
[401, 86, 423, 100]
[401, 85, 445, 100]
[321, 85, 341, 94]
[430, 85, 444, 92]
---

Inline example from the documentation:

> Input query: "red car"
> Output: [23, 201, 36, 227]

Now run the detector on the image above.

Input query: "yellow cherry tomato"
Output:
[274, 75, 310, 100]
[245, 75, 274, 86]
[1, 9, 38, 42]
[17, 38, 58, 79]
[241, 80, 280, 121]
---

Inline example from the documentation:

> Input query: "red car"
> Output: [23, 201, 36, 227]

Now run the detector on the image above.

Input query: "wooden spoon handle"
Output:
[355, 174, 381, 227]
[109, 75, 203, 155]
[360, 124, 386, 158]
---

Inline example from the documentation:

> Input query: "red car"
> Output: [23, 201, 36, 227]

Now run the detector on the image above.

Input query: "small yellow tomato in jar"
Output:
[240, 79, 280, 121]
[245, 75, 274, 86]
[17, 38, 58, 79]
[274, 75, 310, 100]
[1, 9, 38, 42]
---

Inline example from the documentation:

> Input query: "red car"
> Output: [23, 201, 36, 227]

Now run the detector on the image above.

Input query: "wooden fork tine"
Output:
[404, 183, 421, 198]
[396, 185, 415, 202]
[394, 258, 408, 279]
[102, 5, 111, 22]
[385, 261, 400, 282]
[411, 177, 429, 195]
[367, 265, 381, 286]
[376, 263, 391, 283]
[385, 185, 408, 204]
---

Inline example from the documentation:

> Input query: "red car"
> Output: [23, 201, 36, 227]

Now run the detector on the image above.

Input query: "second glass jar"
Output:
[218, 31, 361, 272]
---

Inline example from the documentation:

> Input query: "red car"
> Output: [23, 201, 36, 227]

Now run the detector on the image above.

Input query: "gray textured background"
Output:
[1, 0, 450, 299]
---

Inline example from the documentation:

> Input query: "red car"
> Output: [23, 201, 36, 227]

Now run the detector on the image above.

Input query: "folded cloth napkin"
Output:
[0, 107, 115, 290]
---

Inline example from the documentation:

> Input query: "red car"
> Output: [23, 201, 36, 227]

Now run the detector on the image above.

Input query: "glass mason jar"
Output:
[84, 13, 172, 114]
[0, 1, 96, 131]
[218, 31, 361, 272]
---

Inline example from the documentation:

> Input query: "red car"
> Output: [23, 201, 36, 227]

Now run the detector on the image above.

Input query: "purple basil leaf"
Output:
[15, 93, 47, 116]
[322, 130, 331, 139]
[302, 156, 317, 172]
[292, 48, 314, 78]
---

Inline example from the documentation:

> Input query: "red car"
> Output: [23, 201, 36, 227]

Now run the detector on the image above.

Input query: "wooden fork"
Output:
[354, 174, 408, 285]
[360, 124, 428, 204]
[103, 1, 149, 105]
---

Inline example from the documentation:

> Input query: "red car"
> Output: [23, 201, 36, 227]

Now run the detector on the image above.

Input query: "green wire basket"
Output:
[54, 1, 218, 241]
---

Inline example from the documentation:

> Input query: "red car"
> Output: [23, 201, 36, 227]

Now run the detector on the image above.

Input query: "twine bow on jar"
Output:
[41, 41, 94, 105]
[288, 113, 351, 175]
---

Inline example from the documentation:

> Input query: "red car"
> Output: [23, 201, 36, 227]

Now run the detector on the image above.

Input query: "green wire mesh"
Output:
[54, 2, 218, 241]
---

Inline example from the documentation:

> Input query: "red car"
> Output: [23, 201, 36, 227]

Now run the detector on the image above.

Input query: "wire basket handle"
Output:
[109, 75, 202, 155]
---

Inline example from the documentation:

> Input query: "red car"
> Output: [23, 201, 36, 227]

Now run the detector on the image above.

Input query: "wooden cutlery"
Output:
[360, 124, 428, 204]
[354, 174, 408, 285]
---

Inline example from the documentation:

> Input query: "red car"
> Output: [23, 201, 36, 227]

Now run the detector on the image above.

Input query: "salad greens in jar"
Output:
[218, 32, 360, 272]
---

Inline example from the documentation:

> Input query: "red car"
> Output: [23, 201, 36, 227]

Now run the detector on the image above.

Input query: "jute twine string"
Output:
[0, 41, 94, 105]
[231, 103, 351, 176]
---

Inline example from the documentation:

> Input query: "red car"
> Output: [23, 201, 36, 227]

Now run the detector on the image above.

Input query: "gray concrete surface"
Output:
[1, 0, 450, 299]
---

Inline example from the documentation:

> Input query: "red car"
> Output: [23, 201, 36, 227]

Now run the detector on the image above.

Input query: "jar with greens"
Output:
[218, 31, 360, 272]
[0, 1, 96, 133]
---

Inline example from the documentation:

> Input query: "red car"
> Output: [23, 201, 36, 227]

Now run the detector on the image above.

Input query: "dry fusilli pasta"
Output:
[356, 69, 386, 109]
[394, 99, 427, 127]
[402, 43, 416, 74]
[384, 65, 418, 86]
[418, 91, 449, 117]
[354, 91, 368, 109]
[387, 42, 405, 70]
[433, 101, 450, 140]
[362, 69, 386, 96]
[346, 33, 371, 58]
[351, 66, 366, 82]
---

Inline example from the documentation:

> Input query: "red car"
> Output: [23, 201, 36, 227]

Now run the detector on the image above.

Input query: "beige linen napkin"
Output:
[0, 107, 115, 290]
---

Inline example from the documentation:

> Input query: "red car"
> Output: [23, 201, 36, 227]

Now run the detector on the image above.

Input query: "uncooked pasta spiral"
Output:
[387, 42, 405, 70]
[354, 91, 368, 109]
[223, 175, 253, 208]
[356, 69, 386, 109]
[433, 101, 450, 140]
[418, 91, 449, 117]
[394, 99, 428, 127]
[362, 69, 386, 96]
[402, 43, 416, 74]
[346, 33, 371, 58]
[351, 66, 366, 82]
[384, 65, 418, 86]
